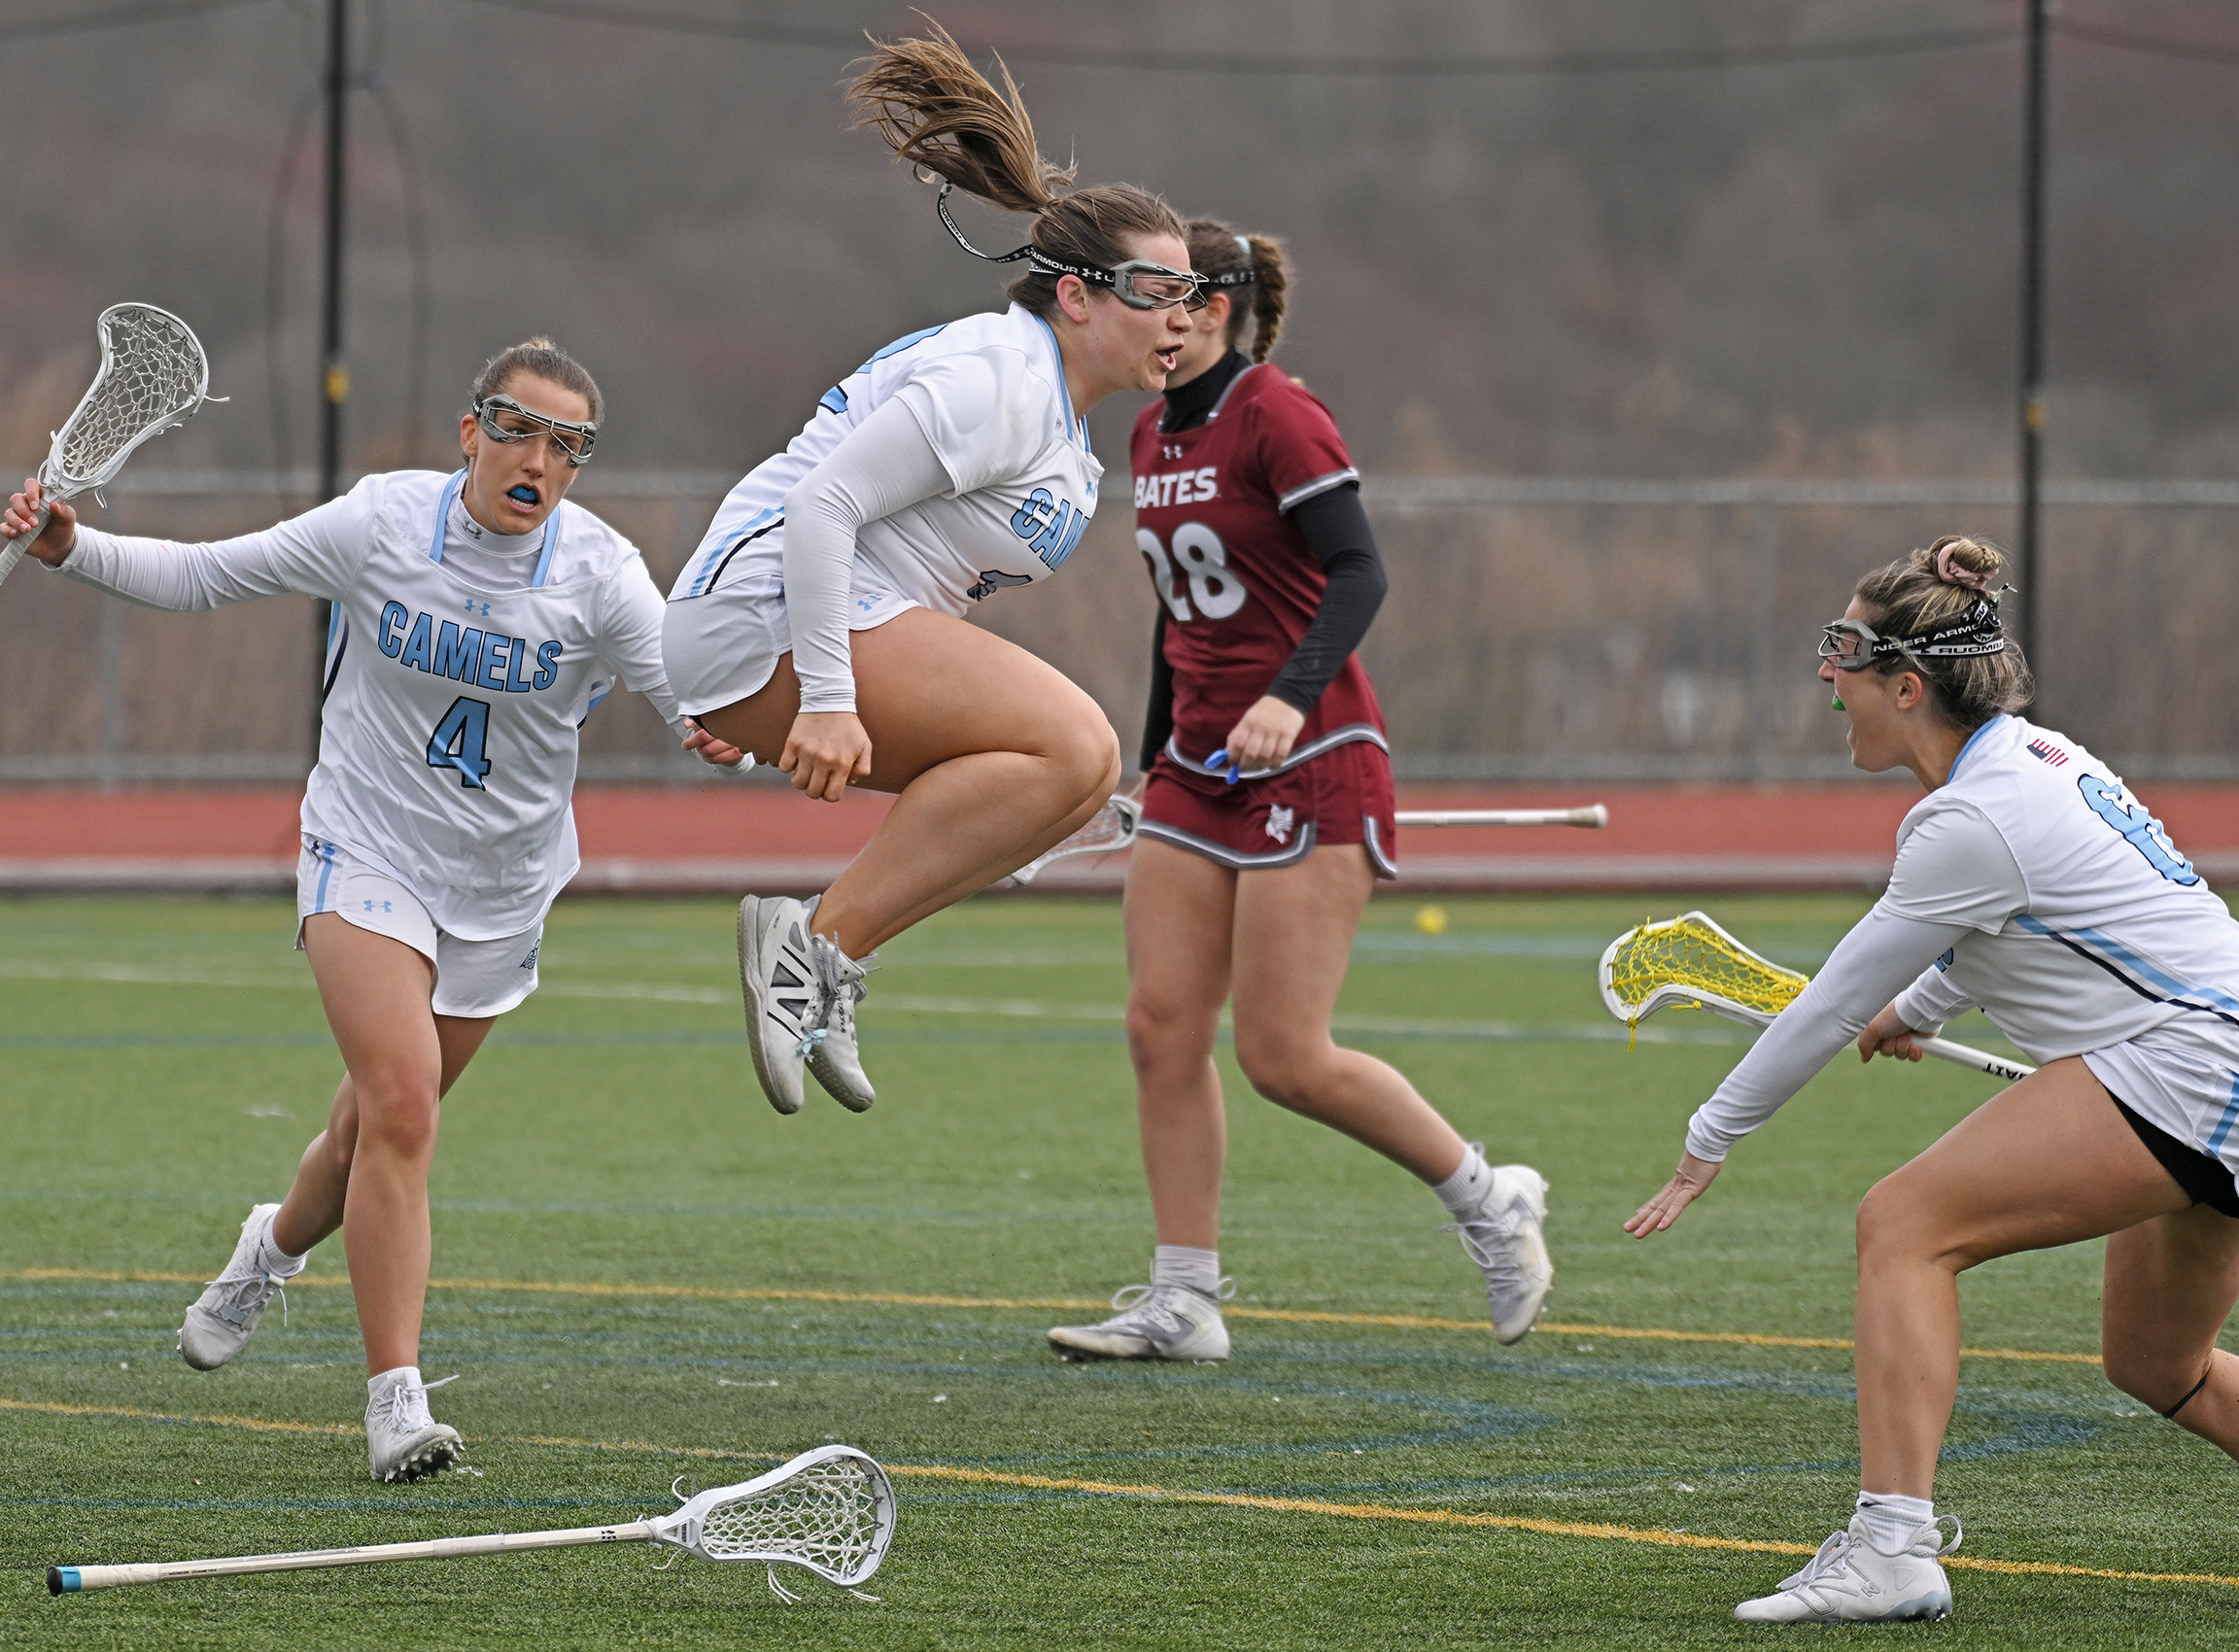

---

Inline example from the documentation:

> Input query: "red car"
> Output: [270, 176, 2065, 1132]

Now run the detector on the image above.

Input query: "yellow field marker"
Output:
[4, 1394, 2233, 1590]
[3, 1267, 2101, 1365]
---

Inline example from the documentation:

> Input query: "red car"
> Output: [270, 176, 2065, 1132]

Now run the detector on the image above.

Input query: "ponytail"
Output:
[848, 22, 1184, 319]
[1183, 219, 1290, 362]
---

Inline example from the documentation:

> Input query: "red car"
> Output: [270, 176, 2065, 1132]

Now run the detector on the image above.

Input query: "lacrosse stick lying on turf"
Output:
[1, 302, 223, 590]
[1599, 911, 2033, 1082]
[1006, 796, 1607, 885]
[50, 1443, 895, 1603]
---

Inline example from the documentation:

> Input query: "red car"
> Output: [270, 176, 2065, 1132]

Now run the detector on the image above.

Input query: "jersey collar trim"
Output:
[1025, 309, 1091, 453]
[431, 466, 563, 587]
[1945, 713, 2008, 786]
[1205, 360, 1264, 425]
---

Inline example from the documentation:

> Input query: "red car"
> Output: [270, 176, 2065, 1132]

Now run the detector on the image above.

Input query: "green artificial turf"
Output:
[3, 892, 2236, 1648]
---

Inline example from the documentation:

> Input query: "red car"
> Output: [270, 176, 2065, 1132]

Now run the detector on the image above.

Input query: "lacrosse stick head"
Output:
[1004, 790, 1141, 886]
[41, 303, 218, 499]
[1599, 911, 1807, 1030]
[649, 1445, 896, 1587]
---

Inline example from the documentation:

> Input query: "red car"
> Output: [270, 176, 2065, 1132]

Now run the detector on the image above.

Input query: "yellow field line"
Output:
[3, 1267, 2100, 1365]
[4, 1394, 2232, 1590]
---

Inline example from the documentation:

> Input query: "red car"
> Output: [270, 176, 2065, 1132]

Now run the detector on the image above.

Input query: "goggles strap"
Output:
[936, 183, 1114, 289]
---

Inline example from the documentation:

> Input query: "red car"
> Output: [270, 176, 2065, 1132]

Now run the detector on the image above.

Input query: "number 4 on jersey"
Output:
[427, 696, 493, 790]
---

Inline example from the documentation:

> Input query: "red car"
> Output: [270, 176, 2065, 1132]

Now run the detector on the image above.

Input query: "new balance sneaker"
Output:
[365, 1367, 463, 1483]
[738, 894, 817, 1115]
[804, 934, 876, 1112]
[1048, 1284, 1231, 1362]
[1735, 1513, 1961, 1624]
[1448, 1161, 1553, 1345]
[178, 1202, 300, 1371]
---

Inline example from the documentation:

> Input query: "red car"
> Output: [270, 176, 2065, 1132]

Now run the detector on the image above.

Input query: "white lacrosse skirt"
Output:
[660, 549, 920, 716]
[296, 836, 544, 1019]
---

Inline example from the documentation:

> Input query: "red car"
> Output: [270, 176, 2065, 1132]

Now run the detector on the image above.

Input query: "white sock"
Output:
[369, 1365, 423, 1398]
[256, 1214, 307, 1279]
[1152, 1246, 1222, 1298]
[1430, 1144, 1494, 1217]
[1855, 1491, 1934, 1554]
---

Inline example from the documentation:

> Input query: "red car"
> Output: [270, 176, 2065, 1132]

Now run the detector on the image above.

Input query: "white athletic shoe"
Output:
[1448, 1159, 1553, 1345]
[1048, 1283, 1232, 1362]
[804, 933, 877, 1112]
[738, 894, 817, 1115]
[1734, 1513, 1961, 1624]
[178, 1202, 299, 1371]
[365, 1369, 464, 1484]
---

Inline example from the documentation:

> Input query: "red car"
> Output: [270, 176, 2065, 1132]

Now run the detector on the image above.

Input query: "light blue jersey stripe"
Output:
[1945, 713, 2007, 784]
[2015, 914, 2239, 1020]
[686, 506, 780, 599]
[1028, 310, 1089, 451]
[430, 469, 466, 563]
[311, 840, 337, 912]
[2209, 1073, 2239, 1157]
[529, 510, 562, 589]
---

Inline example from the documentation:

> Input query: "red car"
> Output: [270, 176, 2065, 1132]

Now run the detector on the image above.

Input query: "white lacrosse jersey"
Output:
[671, 303, 1104, 615]
[58, 469, 689, 938]
[1879, 714, 2239, 1062]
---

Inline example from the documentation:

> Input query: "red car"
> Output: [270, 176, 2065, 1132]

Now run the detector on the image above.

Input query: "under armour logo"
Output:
[856, 593, 885, 611]
[362, 899, 393, 913]
[1265, 806, 1294, 844]
[1162, 443, 1184, 460]
[465, 600, 491, 618]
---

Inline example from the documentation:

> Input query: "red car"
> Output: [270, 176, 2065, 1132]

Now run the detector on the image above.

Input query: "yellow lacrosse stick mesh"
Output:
[1599, 912, 1808, 1043]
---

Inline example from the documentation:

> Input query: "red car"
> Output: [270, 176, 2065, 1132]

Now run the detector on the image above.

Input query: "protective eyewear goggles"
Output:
[935, 183, 1208, 310]
[1816, 599, 2006, 671]
[473, 395, 598, 466]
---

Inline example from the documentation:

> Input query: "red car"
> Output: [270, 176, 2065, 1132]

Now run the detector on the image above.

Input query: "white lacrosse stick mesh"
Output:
[1006, 792, 1142, 885]
[658, 1445, 896, 1586]
[1, 302, 218, 587]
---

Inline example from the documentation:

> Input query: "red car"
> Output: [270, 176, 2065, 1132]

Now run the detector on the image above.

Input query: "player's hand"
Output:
[1858, 1002, 1926, 1063]
[3, 477, 77, 566]
[681, 724, 748, 770]
[779, 710, 872, 802]
[1222, 695, 1306, 772]
[1624, 1152, 1721, 1237]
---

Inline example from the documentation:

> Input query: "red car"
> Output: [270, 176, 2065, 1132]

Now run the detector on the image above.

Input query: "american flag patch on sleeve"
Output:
[2027, 738, 2068, 767]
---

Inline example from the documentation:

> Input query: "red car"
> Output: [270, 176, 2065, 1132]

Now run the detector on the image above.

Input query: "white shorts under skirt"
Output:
[2084, 1022, 2239, 1181]
[662, 566, 921, 718]
[295, 837, 544, 1019]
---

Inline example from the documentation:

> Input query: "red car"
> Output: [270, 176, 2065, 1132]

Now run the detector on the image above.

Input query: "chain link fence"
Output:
[3, 470, 2232, 787]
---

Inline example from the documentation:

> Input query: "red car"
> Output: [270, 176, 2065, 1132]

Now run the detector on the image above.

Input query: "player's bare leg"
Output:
[1123, 839, 1237, 1252]
[2101, 1201, 2239, 1458]
[1228, 843, 1467, 1180]
[698, 608, 1119, 959]
[286, 914, 493, 1376]
[1851, 1056, 2193, 1497]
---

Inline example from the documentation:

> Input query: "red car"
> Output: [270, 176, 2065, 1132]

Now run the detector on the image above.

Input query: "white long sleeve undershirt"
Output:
[1683, 904, 1973, 1162]
[779, 394, 958, 713]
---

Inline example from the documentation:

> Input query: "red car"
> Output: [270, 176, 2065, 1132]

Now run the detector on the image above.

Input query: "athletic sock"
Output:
[1855, 1490, 1935, 1555]
[1152, 1246, 1222, 1300]
[1430, 1144, 1494, 1217]
[369, 1365, 423, 1398]
[255, 1214, 307, 1280]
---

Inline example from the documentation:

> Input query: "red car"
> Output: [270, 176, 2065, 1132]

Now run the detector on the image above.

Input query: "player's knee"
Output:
[1056, 717, 1120, 809]
[1233, 1034, 1322, 1112]
[1127, 995, 1216, 1075]
[2104, 1346, 2209, 1412]
[351, 1075, 441, 1159]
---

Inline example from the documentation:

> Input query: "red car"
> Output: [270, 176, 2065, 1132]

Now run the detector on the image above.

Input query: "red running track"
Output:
[7, 781, 2239, 893]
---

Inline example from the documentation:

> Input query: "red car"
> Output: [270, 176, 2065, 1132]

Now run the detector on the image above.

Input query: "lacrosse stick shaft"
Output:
[1686, 1000, 2035, 1082]
[0, 500, 52, 590]
[1395, 806, 1607, 829]
[51, 1520, 661, 1593]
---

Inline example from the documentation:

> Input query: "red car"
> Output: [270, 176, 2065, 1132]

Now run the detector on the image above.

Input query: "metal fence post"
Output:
[97, 594, 124, 794]
[1748, 497, 1777, 784]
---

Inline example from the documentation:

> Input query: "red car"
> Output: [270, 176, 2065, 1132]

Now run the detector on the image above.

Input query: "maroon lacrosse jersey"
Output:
[1128, 363, 1387, 766]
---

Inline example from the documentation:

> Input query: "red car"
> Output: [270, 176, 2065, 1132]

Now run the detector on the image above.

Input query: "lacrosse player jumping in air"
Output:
[1045, 219, 1551, 1364]
[663, 23, 1200, 1117]
[6, 339, 743, 1482]
[1628, 536, 2239, 1624]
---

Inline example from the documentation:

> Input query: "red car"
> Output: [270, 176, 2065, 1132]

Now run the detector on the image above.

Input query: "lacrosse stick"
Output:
[1, 302, 223, 590]
[1005, 796, 1607, 885]
[50, 1444, 895, 1601]
[1600, 911, 2034, 1082]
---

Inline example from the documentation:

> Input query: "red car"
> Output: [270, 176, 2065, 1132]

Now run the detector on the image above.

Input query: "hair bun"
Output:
[1932, 535, 2001, 594]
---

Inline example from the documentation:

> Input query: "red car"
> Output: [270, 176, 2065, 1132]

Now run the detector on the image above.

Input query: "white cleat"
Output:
[804, 934, 877, 1112]
[1448, 1159, 1553, 1345]
[1048, 1283, 1232, 1362]
[365, 1369, 464, 1484]
[738, 894, 816, 1115]
[178, 1202, 297, 1371]
[1734, 1514, 1961, 1624]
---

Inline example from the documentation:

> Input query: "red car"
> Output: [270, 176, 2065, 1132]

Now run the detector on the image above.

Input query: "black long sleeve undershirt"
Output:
[1137, 478, 1389, 772]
